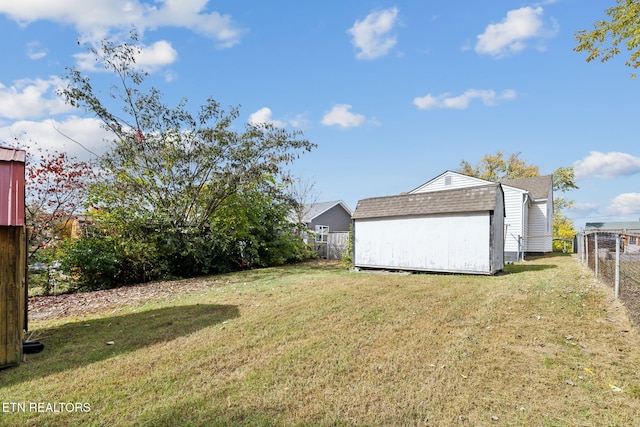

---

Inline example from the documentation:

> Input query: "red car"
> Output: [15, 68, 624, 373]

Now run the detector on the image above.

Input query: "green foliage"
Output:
[57, 34, 315, 289]
[553, 211, 577, 252]
[575, 0, 640, 78]
[459, 151, 539, 182]
[341, 226, 354, 265]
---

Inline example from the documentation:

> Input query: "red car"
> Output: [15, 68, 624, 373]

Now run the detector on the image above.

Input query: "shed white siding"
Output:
[355, 213, 491, 274]
[353, 183, 504, 275]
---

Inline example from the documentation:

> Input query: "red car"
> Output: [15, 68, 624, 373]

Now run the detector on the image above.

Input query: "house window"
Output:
[630, 236, 638, 245]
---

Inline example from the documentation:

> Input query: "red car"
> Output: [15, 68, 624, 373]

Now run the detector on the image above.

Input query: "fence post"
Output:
[594, 233, 599, 278]
[615, 234, 620, 300]
[584, 233, 588, 265]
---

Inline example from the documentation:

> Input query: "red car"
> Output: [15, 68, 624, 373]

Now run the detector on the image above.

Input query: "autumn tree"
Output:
[459, 151, 539, 182]
[23, 146, 94, 259]
[11, 144, 95, 294]
[59, 34, 315, 287]
[574, 0, 640, 78]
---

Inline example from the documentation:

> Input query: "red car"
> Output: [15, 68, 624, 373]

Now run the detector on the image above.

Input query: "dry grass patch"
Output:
[1, 256, 640, 426]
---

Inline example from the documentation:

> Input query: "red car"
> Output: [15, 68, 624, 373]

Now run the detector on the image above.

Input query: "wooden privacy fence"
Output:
[315, 231, 349, 260]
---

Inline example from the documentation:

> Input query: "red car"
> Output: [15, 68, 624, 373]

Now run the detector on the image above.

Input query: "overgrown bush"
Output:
[61, 196, 313, 291]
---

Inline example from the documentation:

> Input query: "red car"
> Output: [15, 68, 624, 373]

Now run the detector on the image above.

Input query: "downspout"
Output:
[521, 193, 529, 262]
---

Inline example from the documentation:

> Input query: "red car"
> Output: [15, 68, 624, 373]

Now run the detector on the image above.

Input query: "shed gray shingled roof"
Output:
[353, 184, 501, 220]
[499, 175, 552, 200]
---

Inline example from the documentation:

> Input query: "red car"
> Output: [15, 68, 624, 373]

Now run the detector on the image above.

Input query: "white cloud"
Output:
[136, 40, 179, 69]
[0, 116, 113, 160]
[248, 107, 286, 128]
[0, 0, 245, 47]
[74, 39, 179, 72]
[475, 6, 557, 58]
[413, 89, 516, 110]
[26, 40, 47, 59]
[574, 151, 640, 179]
[348, 7, 399, 60]
[569, 202, 599, 215]
[606, 193, 640, 216]
[288, 113, 309, 129]
[321, 104, 366, 129]
[0, 77, 73, 120]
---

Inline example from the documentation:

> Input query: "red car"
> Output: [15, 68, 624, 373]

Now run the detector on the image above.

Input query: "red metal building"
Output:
[0, 146, 27, 368]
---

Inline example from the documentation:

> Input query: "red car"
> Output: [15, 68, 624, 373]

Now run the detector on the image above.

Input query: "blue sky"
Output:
[0, 0, 639, 230]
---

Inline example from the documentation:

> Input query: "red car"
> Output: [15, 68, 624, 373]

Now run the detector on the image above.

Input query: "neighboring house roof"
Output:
[585, 221, 640, 232]
[500, 175, 552, 201]
[300, 200, 351, 223]
[353, 184, 502, 220]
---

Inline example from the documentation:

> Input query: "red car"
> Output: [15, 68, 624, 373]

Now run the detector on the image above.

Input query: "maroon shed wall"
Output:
[0, 147, 26, 227]
[0, 146, 26, 367]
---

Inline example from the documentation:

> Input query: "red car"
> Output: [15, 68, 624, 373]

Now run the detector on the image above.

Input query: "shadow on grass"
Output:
[501, 263, 558, 274]
[0, 303, 239, 387]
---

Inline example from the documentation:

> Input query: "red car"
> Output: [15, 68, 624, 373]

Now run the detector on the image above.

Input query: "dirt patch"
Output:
[28, 277, 215, 321]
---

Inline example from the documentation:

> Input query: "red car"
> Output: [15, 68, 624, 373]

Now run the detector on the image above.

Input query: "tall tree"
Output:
[574, 0, 640, 78]
[58, 34, 316, 286]
[60, 34, 315, 231]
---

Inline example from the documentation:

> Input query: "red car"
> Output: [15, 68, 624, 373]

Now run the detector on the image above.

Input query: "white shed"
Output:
[352, 184, 505, 275]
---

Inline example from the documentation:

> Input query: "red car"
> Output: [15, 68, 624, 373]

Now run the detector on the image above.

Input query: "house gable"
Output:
[409, 171, 493, 194]
[299, 200, 352, 232]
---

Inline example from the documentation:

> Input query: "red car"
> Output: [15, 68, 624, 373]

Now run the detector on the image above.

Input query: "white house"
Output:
[352, 184, 505, 275]
[409, 171, 553, 261]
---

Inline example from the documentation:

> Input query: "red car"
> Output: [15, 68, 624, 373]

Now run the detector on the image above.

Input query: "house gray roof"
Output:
[585, 221, 640, 232]
[301, 200, 351, 223]
[500, 175, 552, 200]
[353, 184, 502, 220]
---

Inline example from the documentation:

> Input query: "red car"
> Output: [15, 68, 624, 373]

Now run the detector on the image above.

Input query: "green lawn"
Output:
[2, 255, 640, 426]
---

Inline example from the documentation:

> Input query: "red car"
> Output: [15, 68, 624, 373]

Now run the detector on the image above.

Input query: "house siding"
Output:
[308, 205, 351, 232]
[502, 188, 525, 260]
[527, 201, 551, 253]
[410, 171, 490, 194]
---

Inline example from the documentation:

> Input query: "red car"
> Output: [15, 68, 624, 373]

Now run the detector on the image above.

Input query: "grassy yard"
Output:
[2, 255, 640, 426]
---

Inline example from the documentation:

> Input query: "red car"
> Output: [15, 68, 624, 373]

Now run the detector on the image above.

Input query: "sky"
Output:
[0, 0, 639, 231]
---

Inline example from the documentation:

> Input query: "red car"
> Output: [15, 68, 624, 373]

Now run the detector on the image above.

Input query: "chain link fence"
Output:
[578, 231, 640, 324]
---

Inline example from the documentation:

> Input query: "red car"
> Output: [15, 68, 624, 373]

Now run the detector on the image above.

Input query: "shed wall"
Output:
[354, 212, 493, 274]
[0, 226, 25, 367]
[0, 160, 25, 226]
